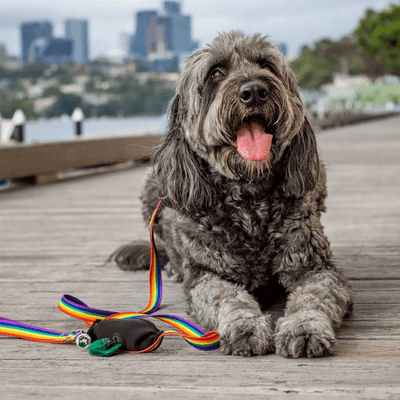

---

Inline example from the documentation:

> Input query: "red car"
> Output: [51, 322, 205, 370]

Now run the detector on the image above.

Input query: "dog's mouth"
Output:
[230, 115, 274, 161]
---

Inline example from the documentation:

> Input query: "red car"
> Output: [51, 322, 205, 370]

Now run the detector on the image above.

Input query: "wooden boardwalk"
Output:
[0, 116, 399, 399]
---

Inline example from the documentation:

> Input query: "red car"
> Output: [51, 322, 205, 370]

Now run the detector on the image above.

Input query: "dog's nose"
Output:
[239, 81, 269, 107]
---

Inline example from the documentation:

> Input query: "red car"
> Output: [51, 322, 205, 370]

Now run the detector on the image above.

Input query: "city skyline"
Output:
[0, 0, 392, 61]
[20, 19, 89, 65]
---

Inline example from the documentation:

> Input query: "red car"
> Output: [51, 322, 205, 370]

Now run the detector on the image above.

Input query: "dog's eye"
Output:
[257, 61, 276, 73]
[211, 69, 224, 79]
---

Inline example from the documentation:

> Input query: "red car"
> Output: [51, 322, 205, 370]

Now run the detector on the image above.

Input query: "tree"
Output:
[0, 98, 36, 119]
[50, 66, 74, 85]
[45, 93, 82, 118]
[354, 5, 400, 75]
[18, 63, 49, 80]
[135, 60, 150, 73]
[291, 34, 387, 88]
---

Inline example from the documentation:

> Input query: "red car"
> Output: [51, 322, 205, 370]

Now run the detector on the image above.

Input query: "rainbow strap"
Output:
[0, 317, 81, 344]
[0, 201, 220, 353]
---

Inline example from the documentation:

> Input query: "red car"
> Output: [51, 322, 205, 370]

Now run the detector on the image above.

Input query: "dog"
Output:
[110, 31, 353, 358]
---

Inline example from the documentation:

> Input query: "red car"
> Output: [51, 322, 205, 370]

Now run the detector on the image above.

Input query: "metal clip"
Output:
[65, 330, 84, 344]
[76, 332, 92, 349]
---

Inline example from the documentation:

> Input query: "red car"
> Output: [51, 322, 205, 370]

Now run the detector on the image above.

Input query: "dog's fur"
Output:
[110, 31, 352, 358]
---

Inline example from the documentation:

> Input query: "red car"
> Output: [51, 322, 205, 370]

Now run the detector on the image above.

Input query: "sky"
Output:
[0, 0, 393, 60]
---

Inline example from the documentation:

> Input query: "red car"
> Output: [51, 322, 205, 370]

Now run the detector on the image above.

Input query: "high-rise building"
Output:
[21, 21, 53, 63]
[131, 10, 158, 59]
[146, 14, 171, 54]
[170, 13, 192, 52]
[163, 1, 181, 15]
[65, 19, 89, 63]
[129, 2, 198, 71]
[0, 43, 7, 65]
[157, 16, 173, 51]
[162, 1, 193, 53]
[43, 39, 73, 65]
[277, 43, 288, 57]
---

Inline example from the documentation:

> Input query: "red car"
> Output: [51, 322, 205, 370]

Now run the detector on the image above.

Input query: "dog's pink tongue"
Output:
[233, 122, 272, 161]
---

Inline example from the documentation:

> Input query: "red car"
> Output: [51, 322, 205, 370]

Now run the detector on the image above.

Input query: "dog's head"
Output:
[154, 31, 319, 212]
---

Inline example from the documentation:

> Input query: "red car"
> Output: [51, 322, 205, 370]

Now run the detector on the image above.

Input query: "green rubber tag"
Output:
[88, 338, 122, 357]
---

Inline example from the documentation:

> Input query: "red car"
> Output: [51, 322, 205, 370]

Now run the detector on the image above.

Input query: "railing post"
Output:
[71, 108, 85, 136]
[0, 112, 3, 142]
[12, 109, 26, 143]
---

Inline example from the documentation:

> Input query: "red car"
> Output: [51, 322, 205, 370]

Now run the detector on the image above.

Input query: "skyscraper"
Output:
[163, 1, 181, 14]
[43, 39, 73, 65]
[277, 43, 288, 57]
[161, 1, 195, 53]
[131, 10, 158, 59]
[21, 21, 53, 63]
[129, 1, 198, 70]
[65, 19, 89, 64]
[156, 16, 173, 51]
[0, 43, 7, 65]
[169, 12, 192, 52]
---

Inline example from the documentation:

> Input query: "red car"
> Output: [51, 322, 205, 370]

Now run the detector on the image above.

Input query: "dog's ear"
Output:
[279, 117, 320, 197]
[152, 94, 215, 213]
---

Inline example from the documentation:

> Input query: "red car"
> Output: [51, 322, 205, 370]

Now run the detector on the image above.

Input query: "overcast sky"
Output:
[0, 0, 392, 60]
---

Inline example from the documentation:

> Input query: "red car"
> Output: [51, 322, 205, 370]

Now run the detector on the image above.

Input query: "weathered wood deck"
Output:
[0, 117, 399, 399]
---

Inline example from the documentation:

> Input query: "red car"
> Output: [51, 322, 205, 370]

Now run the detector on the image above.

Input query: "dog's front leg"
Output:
[185, 271, 275, 356]
[274, 247, 352, 358]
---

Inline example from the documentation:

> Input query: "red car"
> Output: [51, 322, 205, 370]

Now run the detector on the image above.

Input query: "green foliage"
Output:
[291, 40, 334, 89]
[0, 66, 9, 80]
[100, 76, 174, 116]
[291, 35, 387, 89]
[42, 86, 62, 97]
[94, 101, 121, 117]
[112, 75, 141, 94]
[45, 93, 83, 118]
[0, 61, 175, 119]
[88, 68, 108, 81]
[135, 60, 150, 73]
[292, 37, 361, 89]
[85, 79, 96, 92]
[354, 4, 400, 74]
[355, 82, 400, 106]
[89, 59, 112, 68]
[141, 80, 174, 115]
[47, 66, 74, 84]
[0, 63, 49, 81]
[17, 63, 49, 80]
[0, 97, 36, 119]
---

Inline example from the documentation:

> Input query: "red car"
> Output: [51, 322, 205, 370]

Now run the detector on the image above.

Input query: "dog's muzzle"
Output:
[230, 80, 272, 161]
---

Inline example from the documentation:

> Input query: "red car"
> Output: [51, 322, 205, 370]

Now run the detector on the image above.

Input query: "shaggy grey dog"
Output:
[110, 31, 353, 358]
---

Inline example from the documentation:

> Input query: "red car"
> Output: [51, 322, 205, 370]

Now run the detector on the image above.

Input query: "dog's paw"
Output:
[274, 310, 336, 358]
[219, 314, 275, 357]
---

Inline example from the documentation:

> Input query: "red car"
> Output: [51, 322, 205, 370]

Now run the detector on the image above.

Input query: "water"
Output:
[24, 114, 168, 143]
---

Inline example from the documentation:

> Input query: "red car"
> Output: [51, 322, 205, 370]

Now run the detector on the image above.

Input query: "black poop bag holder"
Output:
[78, 318, 164, 357]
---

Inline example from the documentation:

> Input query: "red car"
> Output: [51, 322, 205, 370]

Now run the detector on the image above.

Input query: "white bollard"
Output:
[12, 109, 27, 142]
[71, 108, 85, 136]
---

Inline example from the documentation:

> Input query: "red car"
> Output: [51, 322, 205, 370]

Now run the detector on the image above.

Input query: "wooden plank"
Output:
[0, 116, 400, 398]
[0, 134, 162, 180]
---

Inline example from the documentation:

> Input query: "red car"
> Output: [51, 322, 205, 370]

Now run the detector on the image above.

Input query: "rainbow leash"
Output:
[0, 201, 220, 353]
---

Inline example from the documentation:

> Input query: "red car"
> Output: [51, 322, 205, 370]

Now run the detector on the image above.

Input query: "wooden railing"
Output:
[0, 134, 162, 185]
[311, 110, 398, 130]
[1, 110, 398, 188]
